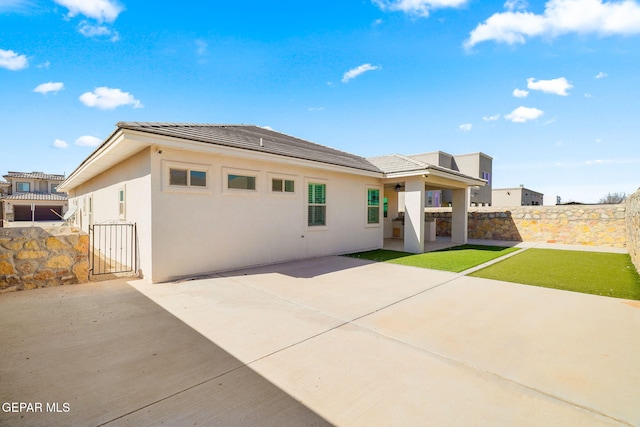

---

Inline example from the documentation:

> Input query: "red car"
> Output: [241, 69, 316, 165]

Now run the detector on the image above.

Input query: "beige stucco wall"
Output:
[149, 147, 383, 282]
[626, 190, 640, 271]
[67, 148, 152, 278]
[425, 204, 627, 248]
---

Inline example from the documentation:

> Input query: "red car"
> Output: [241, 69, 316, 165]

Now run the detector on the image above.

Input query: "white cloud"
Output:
[79, 87, 143, 109]
[342, 63, 380, 83]
[36, 61, 51, 69]
[195, 39, 208, 56]
[465, 0, 640, 48]
[527, 77, 572, 96]
[78, 21, 119, 41]
[53, 0, 123, 23]
[584, 92, 592, 97]
[504, 0, 528, 11]
[505, 106, 543, 122]
[75, 135, 102, 147]
[483, 114, 501, 121]
[0, 0, 34, 12]
[459, 123, 473, 131]
[372, 0, 468, 17]
[595, 71, 608, 79]
[512, 88, 529, 97]
[33, 81, 64, 95]
[0, 49, 28, 70]
[53, 139, 69, 149]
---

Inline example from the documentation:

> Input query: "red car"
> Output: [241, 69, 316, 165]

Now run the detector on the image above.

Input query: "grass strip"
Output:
[469, 248, 640, 300]
[345, 245, 519, 273]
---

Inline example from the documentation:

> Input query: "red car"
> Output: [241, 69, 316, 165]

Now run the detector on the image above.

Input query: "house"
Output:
[407, 151, 493, 207]
[492, 186, 543, 206]
[1, 171, 68, 225]
[58, 122, 485, 282]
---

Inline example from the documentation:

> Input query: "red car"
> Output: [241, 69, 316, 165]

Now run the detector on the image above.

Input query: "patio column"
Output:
[451, 187, 469, 244]
[403, 177, 425, 253]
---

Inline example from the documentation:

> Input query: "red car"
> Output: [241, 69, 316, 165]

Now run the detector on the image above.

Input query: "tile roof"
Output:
[3, 171, 66, 181]
[1, 193, 68, 201]
[367, 154, 430, 174]
[367, 154, 486, 182]
[118, 122, 382, 173]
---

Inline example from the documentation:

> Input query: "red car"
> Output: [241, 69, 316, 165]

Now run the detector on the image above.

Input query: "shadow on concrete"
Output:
[0, 280, 331, 426]
[218, 255, 376, 279]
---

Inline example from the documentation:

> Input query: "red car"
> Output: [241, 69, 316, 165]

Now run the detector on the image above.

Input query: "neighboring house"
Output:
[408, 151, 493, 206]
[492, 186, 544, 206]
[1, 171, 68, 224]
[58, 122, 485, 283]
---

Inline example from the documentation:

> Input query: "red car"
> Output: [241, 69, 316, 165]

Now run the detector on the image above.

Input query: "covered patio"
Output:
[369, 154, 486, 254]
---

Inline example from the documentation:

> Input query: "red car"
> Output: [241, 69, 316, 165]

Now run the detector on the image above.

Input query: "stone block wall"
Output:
[425, 204, 627, 248]
[626, 190, 640, 271]
[0, 227, 89, 293]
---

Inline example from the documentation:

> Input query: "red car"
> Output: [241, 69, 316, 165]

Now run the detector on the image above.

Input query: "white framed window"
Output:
[16, 182, 30, 192]
[268, 173, 296, 196]
[307, 181, 327, 227]
[51, 184, 59, 194]
[162, 160, 211, 194]
[228, 174, 256, 190]
[482, 171, 491, 184]
[366, 187, 381, 225]
[118, 186, 126, 220]
[223, 167, 259, 194]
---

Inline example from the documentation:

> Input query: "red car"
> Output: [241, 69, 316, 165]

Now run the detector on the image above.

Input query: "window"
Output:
[367, 188, 380, 224]
[383, 197, 388, 218]
[482, 171, 491, 184]
[16, 182, 30, 192]
[118, 187, 125, 220]
[308, 183, 326, 226]
[51, 184, 59, 194]
[169, 168, 207, 187]
[272, 178, 295, 193]
[228, 174, 256, 190]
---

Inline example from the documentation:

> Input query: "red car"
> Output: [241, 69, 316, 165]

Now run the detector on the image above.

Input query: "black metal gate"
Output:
[89, 223, 137, 276]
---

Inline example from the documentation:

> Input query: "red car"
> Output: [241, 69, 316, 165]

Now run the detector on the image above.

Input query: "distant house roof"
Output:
[3, 171, 65, 181]
[118, 122, 381, 173]
[1, 193, 68, 201]
[367, 154, 486, 184]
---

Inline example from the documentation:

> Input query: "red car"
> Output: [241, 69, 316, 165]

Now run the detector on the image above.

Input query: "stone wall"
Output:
[626, 190, 640, 271]
[425, 204, 627, 248]
[0, 226, 89, 293]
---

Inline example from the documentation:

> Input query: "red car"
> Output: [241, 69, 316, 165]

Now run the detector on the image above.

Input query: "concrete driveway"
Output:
[2, 256, 640, 426]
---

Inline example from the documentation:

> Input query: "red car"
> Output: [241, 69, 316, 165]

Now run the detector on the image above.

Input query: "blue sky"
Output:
[1, 0, 639, 203]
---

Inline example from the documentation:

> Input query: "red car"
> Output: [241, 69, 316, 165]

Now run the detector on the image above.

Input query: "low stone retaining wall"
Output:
[425, 204, 627, 248]
[0, 226, 89, 293]
[626, 190, 640, 271]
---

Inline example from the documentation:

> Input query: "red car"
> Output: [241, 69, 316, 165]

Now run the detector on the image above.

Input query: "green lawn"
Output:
[469, 249, 640, 300]
[345, 245, 520, 273]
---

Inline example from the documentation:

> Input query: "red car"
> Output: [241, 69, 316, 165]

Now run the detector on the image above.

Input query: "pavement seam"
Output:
[97, 363, 249, 426]
[219, 265, 633, 427]
[348, 304, 635, 427]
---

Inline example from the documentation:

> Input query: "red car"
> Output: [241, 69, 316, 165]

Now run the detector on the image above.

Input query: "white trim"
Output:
[222, 167, 260, 196]
[365, 184, 383, 228]
[305, 178, 328, 231]
[162, 160, 212, 194]
[268, 172, 297, 197]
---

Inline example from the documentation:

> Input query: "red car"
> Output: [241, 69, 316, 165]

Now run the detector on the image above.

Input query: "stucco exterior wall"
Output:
[626, 190, 640, 271]
[67, 148, 152, 277]
[425, 204, 627, 247]
[149, 147, 383, 282]
[0, 226, 88, 292]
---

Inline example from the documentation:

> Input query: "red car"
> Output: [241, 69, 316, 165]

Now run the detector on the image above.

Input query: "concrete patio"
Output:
[1, 254, 639, 426]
